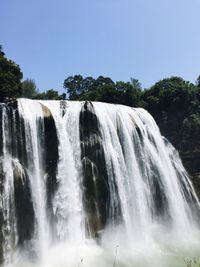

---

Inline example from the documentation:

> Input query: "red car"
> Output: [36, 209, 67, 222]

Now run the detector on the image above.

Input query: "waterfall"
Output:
[0, 105, 17, 266]
[38, 100, 85, 243]
[0, 99, 200, 267]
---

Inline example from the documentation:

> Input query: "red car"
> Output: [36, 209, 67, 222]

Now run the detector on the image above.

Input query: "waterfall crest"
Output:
[0, 99, 200, 267]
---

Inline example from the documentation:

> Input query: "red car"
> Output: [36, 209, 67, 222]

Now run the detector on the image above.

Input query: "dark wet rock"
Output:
[3, 98, 18, 109]
[13, 159, 35, 246]
[41, 104, 58, 235]
[15, 110, 28, 167]
[80, 101, 110, 237]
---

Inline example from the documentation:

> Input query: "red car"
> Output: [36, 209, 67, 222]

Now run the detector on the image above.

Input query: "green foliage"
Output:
[43, 89, 61, 100]
[63, 75, 85, 99]
[21, 78, 62, 100]
[63, 75, 142, 106]
[34, 89, 61, 100]
[0, 46, 23, 101]
[142, 77, 200, 154]
[63, 75, 114, 100]
[0, 45, 5, 57]
[22, 79, 38, 98]
[196, 75, 200, 88]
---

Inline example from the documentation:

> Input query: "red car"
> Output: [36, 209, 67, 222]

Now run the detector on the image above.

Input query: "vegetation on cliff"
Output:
[0, 45, 23, 101]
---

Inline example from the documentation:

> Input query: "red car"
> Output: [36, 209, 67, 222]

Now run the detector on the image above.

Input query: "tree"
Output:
[143, 77, 195, 112]
[142, 76, 199, 151]
[43, 89, 61, 100]
[21, 79, 38, 98]
[0, 46, 23, 101]
[63, 75, 114, 100]
[130, 78, 142, 91]
[63, 75, 84, 100]
[78, 84, 116, 103]
[93, 76, 114, 88]
[0, 45, 5, 56]
[196, 75, 200, 88]
[34, 89, 61, 100]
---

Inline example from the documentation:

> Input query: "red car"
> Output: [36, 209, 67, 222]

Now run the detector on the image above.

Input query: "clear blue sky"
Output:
[1, 0, 200, 93]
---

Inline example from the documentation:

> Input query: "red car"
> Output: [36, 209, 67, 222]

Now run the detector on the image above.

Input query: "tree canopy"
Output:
[34, 89, 62, 100]
[142, 77, 200, 153]
[63, 75, 142, 106]
[22, 79, 38, 98]
[0, 46, 23, 101]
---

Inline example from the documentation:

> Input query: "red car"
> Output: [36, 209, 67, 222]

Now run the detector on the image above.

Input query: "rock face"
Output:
[79, 102, 110, 237]
[13, 159, 35, 246]
[4, 98, 18, 109]
[41, 104, 59, 234]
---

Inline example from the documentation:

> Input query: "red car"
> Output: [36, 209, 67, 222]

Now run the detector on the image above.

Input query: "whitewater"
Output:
[0, 99, 200, 267]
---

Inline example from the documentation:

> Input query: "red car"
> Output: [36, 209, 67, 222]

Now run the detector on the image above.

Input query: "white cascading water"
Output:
[39, 100, 85, 243]
[93, 104, 198, 241]
[0, 106, 17, 266]
[18, 99, 49, 262]
[0, 99, 200, 267]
